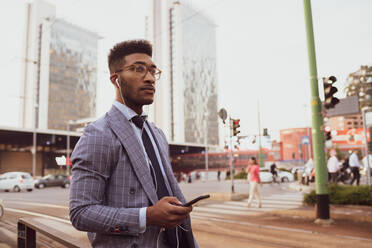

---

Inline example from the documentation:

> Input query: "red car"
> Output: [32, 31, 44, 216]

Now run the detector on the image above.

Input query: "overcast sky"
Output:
[1, 0, 371, 141]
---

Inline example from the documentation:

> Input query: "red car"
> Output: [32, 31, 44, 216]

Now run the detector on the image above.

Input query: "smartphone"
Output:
[183, 194, 210, 207]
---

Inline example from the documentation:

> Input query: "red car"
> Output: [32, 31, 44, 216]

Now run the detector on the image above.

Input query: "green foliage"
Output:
[225, 171, 247, 180]
[303, 184, 372, 206]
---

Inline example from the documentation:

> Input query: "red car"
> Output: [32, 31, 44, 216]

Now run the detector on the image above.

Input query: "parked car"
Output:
[34, 174, 71, 189]
[0, 172, 34, 192]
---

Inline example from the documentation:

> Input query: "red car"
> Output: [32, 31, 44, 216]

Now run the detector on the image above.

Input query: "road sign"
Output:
[55, 156, 66, 166]
[302, 136, 310, 145]
[218, 108, 227, 123]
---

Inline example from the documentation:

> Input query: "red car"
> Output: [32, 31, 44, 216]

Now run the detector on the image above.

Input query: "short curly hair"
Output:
[108, 39, 153, 74]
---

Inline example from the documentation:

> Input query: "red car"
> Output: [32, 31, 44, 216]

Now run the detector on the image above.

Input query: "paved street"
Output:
[1, 180, 372, 247]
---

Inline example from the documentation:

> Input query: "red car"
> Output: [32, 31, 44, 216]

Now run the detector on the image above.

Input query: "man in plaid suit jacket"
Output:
[69, 40, 199, 248]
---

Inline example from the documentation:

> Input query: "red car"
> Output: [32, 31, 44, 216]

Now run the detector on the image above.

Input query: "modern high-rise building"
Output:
[148, 0, 219, 147]
[20, 0, 99, 131]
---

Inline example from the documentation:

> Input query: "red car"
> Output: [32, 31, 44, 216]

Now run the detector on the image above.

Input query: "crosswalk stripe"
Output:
[191, 193, 304, 217]
[225, 200, 302, 206]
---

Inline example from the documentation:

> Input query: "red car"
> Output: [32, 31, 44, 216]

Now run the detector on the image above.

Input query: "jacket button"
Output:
[129, 188, 135, 194]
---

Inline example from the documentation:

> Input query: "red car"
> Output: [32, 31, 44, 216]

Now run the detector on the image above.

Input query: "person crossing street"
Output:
[246, 157, 262, 208]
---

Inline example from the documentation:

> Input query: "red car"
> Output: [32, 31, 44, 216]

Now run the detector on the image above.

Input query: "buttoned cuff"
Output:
[139, 207, 147, 233]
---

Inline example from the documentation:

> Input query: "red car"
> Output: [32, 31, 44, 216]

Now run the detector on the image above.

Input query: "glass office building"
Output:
[48, 19, 98, 130]
[180, 5, 219, 145]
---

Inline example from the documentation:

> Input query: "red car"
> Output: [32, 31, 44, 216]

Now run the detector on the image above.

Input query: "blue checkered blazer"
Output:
[69, 106, 198, 248]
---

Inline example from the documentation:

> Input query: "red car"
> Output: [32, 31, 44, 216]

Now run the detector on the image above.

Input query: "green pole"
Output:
[303, 0, 330, 219]
[258, 100, 263, 168]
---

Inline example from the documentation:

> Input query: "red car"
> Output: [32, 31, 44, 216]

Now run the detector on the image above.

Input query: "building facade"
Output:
[20, 0, 99, 131]
[148, 0, 219, 147]
[325, 96, 362, 131]
[280, 127, 313, 161]
[48, 19, 98, 130]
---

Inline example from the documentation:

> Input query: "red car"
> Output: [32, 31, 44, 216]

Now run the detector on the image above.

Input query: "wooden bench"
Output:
[17, 217, 90, 248]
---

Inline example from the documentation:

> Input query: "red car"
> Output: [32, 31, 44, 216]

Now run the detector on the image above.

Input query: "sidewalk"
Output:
[272, 182, 372, 224]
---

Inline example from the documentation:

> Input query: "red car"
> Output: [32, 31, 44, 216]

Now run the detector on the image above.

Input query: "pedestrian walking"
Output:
[349, 150, 361, 186]
[270, 162, 280, 184]
[327, 149, 339, 183]
[69, 40, 199, 248]
[217, 170, 221, 181]
[246, 157, 262, 208]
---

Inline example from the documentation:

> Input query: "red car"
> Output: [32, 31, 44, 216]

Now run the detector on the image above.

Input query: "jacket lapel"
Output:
[146, 122, 186, 203]
[146, 124, 193, 232]
[107, 106, 157, 205]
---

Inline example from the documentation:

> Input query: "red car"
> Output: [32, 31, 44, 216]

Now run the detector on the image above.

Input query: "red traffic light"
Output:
[233, 120, 240, 126]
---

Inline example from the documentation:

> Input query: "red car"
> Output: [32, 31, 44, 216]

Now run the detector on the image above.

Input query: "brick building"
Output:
[280, 127, 312, 161]
[325, 96, 362, 131]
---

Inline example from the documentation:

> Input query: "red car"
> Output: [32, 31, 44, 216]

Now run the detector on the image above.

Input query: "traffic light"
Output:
[325, 131, 332, 141]
[263, 128, 268, 136]
[232, 119, 240, 136]
[323, 76, 340, 109]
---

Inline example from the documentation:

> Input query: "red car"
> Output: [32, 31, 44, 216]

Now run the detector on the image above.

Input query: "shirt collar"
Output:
[113, 101, 148, 121]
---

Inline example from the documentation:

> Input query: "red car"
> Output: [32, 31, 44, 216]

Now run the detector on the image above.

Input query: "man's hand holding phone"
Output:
[147, 195, 210, 228]
[147, 197, 192, 228]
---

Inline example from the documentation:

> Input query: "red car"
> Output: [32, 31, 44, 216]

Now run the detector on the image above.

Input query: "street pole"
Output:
[362, 107, 371, 185]
[307, 127, 312, 160]
[257, 100, 263, 168]
[67, 121, 71, 176]
[304, 104, 312, 161]
[303, 0, 330, 219]
[32, 127, 36, 177]
[229, 118, 235, 193]
[204, 113, 209, 181]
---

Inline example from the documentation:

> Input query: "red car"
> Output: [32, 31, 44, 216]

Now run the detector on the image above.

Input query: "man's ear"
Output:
[110, 74, 118, 86]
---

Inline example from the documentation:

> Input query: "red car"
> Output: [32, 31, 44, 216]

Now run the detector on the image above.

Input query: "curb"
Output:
[268, 208, 372, 224]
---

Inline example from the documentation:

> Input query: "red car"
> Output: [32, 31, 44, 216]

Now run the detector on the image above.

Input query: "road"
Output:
[1, 180, 372, 247]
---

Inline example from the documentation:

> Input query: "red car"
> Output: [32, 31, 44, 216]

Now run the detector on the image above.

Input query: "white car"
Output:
[278, 170, 294, 182]
[258, 169, 294, 183]
[0, 172, 34, 192]
[259, 169, 273, 183]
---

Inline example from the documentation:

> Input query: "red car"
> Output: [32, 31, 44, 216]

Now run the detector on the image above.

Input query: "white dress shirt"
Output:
[327, 156, 339, 173]
[349, 153, 360, 168]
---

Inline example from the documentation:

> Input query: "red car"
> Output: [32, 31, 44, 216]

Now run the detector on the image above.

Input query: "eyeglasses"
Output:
[116, 63, 162, 80]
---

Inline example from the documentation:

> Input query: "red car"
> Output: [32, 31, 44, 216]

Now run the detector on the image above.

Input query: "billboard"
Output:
[331, 128, 369, 145]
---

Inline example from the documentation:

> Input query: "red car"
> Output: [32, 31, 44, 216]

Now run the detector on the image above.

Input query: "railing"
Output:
[17, 217, 90, 248]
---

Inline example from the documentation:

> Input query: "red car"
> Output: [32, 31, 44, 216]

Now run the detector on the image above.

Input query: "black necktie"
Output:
[132, 116, 187, 247]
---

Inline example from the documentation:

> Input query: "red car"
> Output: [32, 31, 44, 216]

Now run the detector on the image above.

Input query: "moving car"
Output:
[34, 174, 71, 189]
[0, 172, 34, 192]
[259, 169, 273, 183]
[260, 169, 294, 183]
[278, 170, 294, 182]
